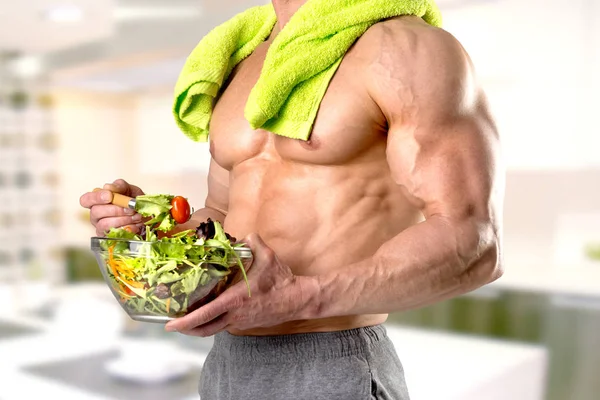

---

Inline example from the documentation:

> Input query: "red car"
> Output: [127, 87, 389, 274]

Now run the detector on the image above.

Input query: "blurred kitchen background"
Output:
[0, 0, 598, 399]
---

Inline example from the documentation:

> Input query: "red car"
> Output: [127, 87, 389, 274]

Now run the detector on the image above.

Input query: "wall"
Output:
[440, 0, 600, 271]
[54, 90, 134, 247]
[443, 0, 600, 170]
[54, 89, 211, 249]
[52, 0, 600, 280]
[503, 169, 600, 267]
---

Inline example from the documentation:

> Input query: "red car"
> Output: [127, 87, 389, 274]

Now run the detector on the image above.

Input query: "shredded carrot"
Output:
[107, 244, 144, 291]
[166, 298, 171, 313]
[128, 280, 145, 289]
[116, 276, 145, 289]
[107, 245, 119, 278]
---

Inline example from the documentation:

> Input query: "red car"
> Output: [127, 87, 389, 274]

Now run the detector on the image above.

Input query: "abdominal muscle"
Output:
[221, 155, 421, 336]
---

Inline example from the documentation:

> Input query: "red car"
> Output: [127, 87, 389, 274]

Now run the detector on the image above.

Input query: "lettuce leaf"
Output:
[107, 216, 250, 318]
[106, 227, 141, 252]
[134, 194, 173, 217]
[135, 194, 176, 232]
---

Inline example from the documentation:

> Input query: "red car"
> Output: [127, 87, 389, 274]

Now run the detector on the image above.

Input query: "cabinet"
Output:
[0, 66, 62, 284]
[388, 289, 600, 400]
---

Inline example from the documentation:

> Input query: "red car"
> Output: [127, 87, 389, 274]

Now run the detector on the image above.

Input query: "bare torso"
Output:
[209, 17, 425, 335]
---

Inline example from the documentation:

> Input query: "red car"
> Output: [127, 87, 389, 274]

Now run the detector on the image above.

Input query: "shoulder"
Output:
[357, 16, 477, 123]
[360, 16, 469, 76]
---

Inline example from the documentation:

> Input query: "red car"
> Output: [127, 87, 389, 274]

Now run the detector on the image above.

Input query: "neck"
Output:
[272, 0, 307, 30]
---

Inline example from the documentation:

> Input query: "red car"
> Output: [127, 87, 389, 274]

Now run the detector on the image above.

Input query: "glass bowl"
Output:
[91, 237, 253, 323]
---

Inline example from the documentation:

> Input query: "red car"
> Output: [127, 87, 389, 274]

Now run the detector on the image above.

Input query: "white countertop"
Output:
[386, 326, 547, 400]
[0, 312, 205, 400]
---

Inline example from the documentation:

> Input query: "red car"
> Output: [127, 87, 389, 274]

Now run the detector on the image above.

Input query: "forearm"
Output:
[190, 207, 226, 225]
[310, 216, 502, 319]
[168, 207, 226, 234]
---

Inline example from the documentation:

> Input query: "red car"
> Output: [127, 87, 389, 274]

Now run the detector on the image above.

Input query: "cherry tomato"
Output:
[171, 196, 191, 224]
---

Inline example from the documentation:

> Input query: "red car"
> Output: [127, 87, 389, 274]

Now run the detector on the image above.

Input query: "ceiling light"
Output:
[45, 5, 84, 23]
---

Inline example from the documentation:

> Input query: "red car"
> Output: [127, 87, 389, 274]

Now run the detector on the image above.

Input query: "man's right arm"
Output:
[81, 157, 230, 236]
[177, 158, 230, 231]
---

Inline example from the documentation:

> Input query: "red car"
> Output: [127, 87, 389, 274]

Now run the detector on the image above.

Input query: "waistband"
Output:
[213, 324, 389, 363]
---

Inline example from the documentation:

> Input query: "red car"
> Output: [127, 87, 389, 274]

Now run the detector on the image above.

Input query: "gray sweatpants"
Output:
[199, 324, 410, 400]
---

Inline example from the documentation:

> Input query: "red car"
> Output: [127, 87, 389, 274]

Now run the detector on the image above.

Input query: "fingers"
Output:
[80, 179, 146, 235]
[95, 217, 144, 236]
[81, 179, 143, 209]
[165, 293, 239, 333]
[174, 314, 230, 337]
[80, 189, 113, 209]
[90, 205, 137, 224]
[92, 205, 144, 235]
[104, 179, 144, 197]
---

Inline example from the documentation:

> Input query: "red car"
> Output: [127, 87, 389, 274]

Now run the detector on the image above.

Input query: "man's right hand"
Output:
[79, 179, 145, 236]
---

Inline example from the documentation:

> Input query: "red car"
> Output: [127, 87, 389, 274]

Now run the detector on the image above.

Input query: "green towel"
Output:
[173, 0, 442, 142]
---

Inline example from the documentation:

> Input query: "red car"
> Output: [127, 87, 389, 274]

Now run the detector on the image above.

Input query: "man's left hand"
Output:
[165, 233, 319, 336]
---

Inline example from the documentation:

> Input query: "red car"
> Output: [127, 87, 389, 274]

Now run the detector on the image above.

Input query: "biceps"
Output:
[387, 115, 501, 221]
[205, 158, 230, 214]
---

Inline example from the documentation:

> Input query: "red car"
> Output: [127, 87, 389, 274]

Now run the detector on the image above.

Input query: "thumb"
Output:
[103, 179, 129, 194]
[241, 233, 275, 264]
[241, 232, 263, 251]
[103, 179, 144, 197]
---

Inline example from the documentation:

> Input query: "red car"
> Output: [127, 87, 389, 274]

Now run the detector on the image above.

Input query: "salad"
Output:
[130, 193, 192, 232]
[97, 194, 250, 319]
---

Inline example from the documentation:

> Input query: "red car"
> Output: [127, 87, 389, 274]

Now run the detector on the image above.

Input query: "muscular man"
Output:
[81, 1, 503, 398]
